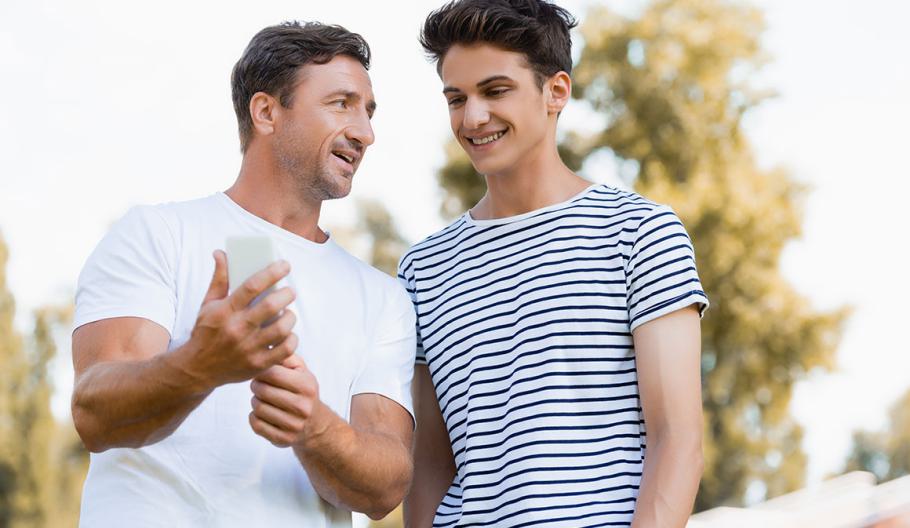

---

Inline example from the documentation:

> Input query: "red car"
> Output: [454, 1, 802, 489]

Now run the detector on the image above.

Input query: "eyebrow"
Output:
[326, 89, 377, 114]
[442, 75, 515, 94]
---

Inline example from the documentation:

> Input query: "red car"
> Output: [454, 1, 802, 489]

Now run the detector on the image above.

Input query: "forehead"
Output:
[440, 44, 534, 88]
[294, 54, 374, 98]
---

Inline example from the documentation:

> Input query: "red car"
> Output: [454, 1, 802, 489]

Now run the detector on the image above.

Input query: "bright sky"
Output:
[1, 0, 908, 493]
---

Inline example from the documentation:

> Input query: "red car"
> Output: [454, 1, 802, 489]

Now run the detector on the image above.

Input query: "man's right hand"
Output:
[174, 250, 299, 390]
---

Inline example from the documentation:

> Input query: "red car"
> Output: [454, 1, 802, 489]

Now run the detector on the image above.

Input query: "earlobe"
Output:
[249, 92, 277, 137]
[546, 72, 572, 115]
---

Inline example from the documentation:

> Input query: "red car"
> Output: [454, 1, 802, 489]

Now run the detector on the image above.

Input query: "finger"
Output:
[261, 332, 298, 367]
[252, 361, 310, 396]
[251, 396, 304, 432]
[248, 412, 294, 447]
[247, 288, 296, 327]
[228, 260, 290, 311]
[203, 250, 229, 303]
[252, 309, 296, 348]
[281, 353, 306, 370]
[250, 379, 310, 418]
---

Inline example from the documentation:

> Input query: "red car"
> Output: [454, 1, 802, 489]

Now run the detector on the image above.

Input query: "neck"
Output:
[225, 145, 327, 243]
[473, 133, 591, 220]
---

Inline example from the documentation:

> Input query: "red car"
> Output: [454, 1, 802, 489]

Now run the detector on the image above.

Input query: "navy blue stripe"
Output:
[450, 483, 641, 526]
[463, 429, 643, 467]
[420, 273, 626, 333]
[434, 344, 635, 409]
[424, 294, 627, 349]
[449, 367, 638, 416]
[452, 408, 642, 457]
[416, 254, 625, 312]
[631, 290, 707, 328]
[414, 214, 644, 284]
[433, 331, 632, 404]
[628, 277, 702, 314]
[463, 470, 643, 505]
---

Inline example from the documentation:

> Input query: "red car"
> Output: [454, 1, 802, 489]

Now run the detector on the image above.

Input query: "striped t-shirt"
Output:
[397, 184, 709, 527]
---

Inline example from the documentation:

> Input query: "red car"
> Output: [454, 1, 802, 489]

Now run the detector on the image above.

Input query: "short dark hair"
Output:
[420, 0, 576, 87]
[231, 21, 371, 152]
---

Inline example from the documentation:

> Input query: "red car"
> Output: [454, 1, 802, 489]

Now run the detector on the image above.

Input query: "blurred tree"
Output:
[356, 199, 410, 277]
[428, 0, 848, 511]
[0, 232, 88, 527]
[844, 389, 910, 482]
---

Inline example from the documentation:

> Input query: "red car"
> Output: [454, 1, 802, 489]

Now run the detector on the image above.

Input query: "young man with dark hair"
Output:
[72, 22, 415, 527]
[399, 1, 709, 527]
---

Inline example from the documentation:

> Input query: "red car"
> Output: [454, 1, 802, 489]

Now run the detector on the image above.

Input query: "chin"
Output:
[470, 156, 512, 177]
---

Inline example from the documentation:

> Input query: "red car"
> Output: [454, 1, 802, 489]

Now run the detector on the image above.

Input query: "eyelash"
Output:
[447, 88, 510, 107]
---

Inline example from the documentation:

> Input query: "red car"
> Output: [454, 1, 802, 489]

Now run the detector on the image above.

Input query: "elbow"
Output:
[364, 467, 412, 521]
[364, 494, 404, 522]
[72, 402, 107, 453]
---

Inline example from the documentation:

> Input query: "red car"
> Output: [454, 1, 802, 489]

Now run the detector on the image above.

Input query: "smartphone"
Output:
[225, 236, 278, 304]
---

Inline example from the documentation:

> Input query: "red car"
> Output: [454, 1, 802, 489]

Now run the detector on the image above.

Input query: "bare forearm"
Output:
[72, 347, 212, 452]
[631, 433, 703, 528]
[294, 403, 412, 519]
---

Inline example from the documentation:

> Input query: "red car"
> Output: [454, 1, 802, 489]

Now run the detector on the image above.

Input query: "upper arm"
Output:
[349, 392, 414, 449]
[632, 306, 703, 437]
[72, 317, 170, 377]
[411, 363, 454, 471]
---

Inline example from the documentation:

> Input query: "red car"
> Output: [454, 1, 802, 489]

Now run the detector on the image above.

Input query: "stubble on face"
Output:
[274, 127, 351, 202]
[270, 56, 373, 204]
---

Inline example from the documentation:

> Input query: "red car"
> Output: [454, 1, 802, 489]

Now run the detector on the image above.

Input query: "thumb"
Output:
[203, 250, 229, 303]
[282, 353, 306, 370]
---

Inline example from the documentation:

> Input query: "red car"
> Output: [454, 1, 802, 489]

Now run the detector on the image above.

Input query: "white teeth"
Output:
[335, 153, 353, 163]
[470, 131, 505, 145]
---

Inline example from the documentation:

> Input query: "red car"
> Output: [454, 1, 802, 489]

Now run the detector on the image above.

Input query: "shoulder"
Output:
[397, 215, 470, 277]
[113, 194, 222, 236]
[327, 243, 413, 308]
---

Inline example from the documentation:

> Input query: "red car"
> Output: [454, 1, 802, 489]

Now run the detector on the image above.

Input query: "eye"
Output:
[332, 99, 348, 109]
[447, 96, 466, 108]
[487, 87, 510, 97]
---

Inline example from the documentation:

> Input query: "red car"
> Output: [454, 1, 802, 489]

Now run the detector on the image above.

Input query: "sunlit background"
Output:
[1, 0, 909, 525]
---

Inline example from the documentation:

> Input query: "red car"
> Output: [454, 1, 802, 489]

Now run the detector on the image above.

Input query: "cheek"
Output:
[449, 109, 462, 134]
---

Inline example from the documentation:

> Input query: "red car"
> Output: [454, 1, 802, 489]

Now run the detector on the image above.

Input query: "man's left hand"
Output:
[249, 354, 323, 448]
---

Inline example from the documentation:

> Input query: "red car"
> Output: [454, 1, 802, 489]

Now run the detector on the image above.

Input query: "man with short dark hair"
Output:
[72, 21, 414, 527]
[399, 1, 709, 527]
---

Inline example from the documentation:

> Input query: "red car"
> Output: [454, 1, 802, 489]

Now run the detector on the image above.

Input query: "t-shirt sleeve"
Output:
[349, 281, 417, 423]
[626, 206, 709, 331]
[74, 206, 179, 334]
[396, 256, 426, 365]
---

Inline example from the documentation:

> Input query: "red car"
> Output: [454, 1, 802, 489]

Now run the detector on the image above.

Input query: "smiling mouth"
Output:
[468, 130, 506, 146]
[332, 152, 355, 164]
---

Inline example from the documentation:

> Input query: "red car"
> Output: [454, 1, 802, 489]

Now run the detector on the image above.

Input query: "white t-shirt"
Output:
[74, 193, 416, 528]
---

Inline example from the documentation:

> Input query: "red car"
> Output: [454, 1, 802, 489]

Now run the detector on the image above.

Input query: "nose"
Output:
[463, 98, 490, 131]
[346, 111, 375, 147]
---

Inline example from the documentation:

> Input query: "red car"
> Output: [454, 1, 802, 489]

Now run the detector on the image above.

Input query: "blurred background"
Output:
[2, 0, 909, 526]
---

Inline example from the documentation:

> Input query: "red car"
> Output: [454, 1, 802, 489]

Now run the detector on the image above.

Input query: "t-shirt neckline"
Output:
[463, 183, 602, 227]
[215, 192, 335, 251]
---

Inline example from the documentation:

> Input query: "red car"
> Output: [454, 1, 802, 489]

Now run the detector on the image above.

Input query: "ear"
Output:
[545, 71, 571, 115]
[249, 91, 279, 138]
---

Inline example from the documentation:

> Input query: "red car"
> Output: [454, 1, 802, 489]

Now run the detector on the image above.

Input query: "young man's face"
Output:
[440, 44, 551, 177]
[273, 54, 376, 201]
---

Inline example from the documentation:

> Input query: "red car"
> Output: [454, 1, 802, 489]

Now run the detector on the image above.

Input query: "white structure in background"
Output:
[689, 472, 910, 527]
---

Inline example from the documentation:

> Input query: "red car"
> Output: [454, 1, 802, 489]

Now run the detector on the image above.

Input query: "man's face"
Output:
[273, 55, 375, 201]
[440, 44, 550, 177]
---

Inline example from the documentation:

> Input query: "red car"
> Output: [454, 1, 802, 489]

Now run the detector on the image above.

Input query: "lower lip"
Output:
[332, 154, 355, 173]
[467, 132, 506, 153]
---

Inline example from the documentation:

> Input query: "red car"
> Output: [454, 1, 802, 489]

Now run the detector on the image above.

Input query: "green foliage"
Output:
[845, 389, 910, 482]
[0, 232, 87, 527]
[430, 0, 848, 511]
